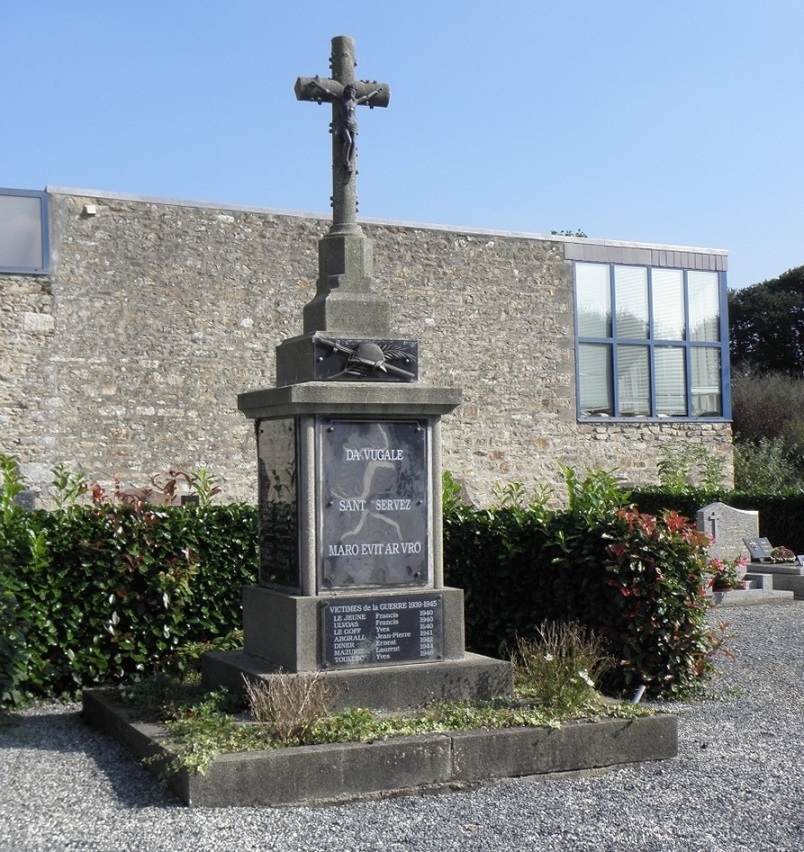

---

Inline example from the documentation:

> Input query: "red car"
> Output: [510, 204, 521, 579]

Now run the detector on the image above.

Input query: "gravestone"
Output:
[203, 36, 512, 709]
[743, 535, 804, 596]
[696, 502, 797, 602]
[696, 501, 758, 564]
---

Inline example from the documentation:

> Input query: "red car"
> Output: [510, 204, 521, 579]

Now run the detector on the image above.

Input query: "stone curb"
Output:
[710, 588, 795, 607]
[82, 689, 678, 808]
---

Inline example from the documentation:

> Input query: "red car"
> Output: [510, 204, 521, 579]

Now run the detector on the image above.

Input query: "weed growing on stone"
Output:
[150, 691, 648, 776]
[242, 672, 341, 744]
[155, 688, 276, 775]
[511, 621, 613, 715]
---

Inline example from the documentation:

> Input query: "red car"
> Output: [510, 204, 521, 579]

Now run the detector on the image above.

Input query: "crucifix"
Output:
[295, 35, 390, 232]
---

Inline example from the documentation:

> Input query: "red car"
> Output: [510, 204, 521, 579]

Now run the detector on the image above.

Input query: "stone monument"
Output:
[203, 36, 511, 709]
[696, 501, 758, 565]
[696, 501, 794, 602]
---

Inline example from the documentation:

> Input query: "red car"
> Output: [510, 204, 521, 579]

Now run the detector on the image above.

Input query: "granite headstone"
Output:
[696, 501, 758, 563]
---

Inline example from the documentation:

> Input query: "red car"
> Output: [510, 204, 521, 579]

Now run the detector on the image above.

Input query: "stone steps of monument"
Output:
[745, 563, 804, 599]
[709, 570, 796, 606]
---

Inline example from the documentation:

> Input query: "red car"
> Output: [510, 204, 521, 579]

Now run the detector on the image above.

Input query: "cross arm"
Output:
[295, 76, 390, 108]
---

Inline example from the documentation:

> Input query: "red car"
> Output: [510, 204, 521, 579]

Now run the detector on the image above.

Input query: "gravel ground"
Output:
[2, 601, 803, 852]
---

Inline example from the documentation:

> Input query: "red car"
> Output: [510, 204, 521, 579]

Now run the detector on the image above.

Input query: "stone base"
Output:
[745, 562, 804, 599]
[82, 689, 678, 808]
[240, 585, 468, 672]
[202, 649, 513, 711]
[708, 572, 795, 606]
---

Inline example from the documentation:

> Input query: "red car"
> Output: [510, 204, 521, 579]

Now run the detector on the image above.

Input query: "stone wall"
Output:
[0, 188, 732, 505]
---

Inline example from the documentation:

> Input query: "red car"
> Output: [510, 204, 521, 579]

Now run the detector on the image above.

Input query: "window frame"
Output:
[574, 262, 731, 422]
[0, 187, 50, 275]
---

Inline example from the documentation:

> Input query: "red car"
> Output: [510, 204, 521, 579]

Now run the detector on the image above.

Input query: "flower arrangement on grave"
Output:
[709, 555, 749, 591]
[770, 546, 797, 563]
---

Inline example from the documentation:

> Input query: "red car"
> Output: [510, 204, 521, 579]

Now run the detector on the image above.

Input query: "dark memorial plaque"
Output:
[257, 419, 299, 590]
[319, 418, 430, 589]
[321, 593, 443, 668]
[744, 536, 774, 562]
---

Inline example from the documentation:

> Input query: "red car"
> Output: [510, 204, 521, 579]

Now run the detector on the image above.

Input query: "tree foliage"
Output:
[729, 368, 804, 490]
[728, 266, 804, 376]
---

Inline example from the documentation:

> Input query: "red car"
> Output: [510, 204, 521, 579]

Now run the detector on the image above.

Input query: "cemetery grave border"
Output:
[82, 687, 678, 808]
[741, 536, 804, 599]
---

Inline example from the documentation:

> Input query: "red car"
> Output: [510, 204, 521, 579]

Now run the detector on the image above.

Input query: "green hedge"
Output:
[3, 470, 764, 706]
[444, 500, 714, 699]
[0, 501, 257, 705]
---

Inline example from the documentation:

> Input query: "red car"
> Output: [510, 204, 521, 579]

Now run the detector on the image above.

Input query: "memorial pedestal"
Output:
[240, 586, 467, 671]
[203, 382, 513, 710]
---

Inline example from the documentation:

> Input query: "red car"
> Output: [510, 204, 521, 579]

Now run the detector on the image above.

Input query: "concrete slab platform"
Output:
[82, 689, 678, 809]
[202, 649, 513, 711]
[745, 563, 804, 599]
[710, 588, 795, 606]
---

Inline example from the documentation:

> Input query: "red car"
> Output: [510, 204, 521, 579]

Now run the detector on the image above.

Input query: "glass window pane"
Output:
[691, 347, 722, 416]
[0, 193, 44, 270]
[614, 266, 648, 338]
[575, 263, 611, 337]
[578, 343, 613, 415]
[574, 261, 725, 421]
[688, 271, 720, 342]
[617, 345, 650, 416]
[651, 269, 685, 340]
[655, 347, 687, 416]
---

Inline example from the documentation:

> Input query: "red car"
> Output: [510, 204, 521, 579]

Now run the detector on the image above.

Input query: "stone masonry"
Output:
[0, 187, 733, 505]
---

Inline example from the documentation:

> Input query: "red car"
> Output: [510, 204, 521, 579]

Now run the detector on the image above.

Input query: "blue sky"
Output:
[4, 1, 803, 290]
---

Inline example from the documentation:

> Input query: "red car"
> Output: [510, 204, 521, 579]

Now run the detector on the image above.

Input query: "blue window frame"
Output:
[0, 188, 49, 275]
[574, 262, 731, 420]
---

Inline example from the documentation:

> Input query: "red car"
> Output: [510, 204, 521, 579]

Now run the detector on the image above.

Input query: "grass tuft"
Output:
[511, 620, 613, 714]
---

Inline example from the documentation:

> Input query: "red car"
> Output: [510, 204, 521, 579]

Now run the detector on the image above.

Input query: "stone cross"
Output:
[295, 35, 390, 233]
[705, 508, 720, 540]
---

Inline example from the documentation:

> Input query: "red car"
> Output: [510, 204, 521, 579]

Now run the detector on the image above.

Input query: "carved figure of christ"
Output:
[308, 80, 382, 173]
